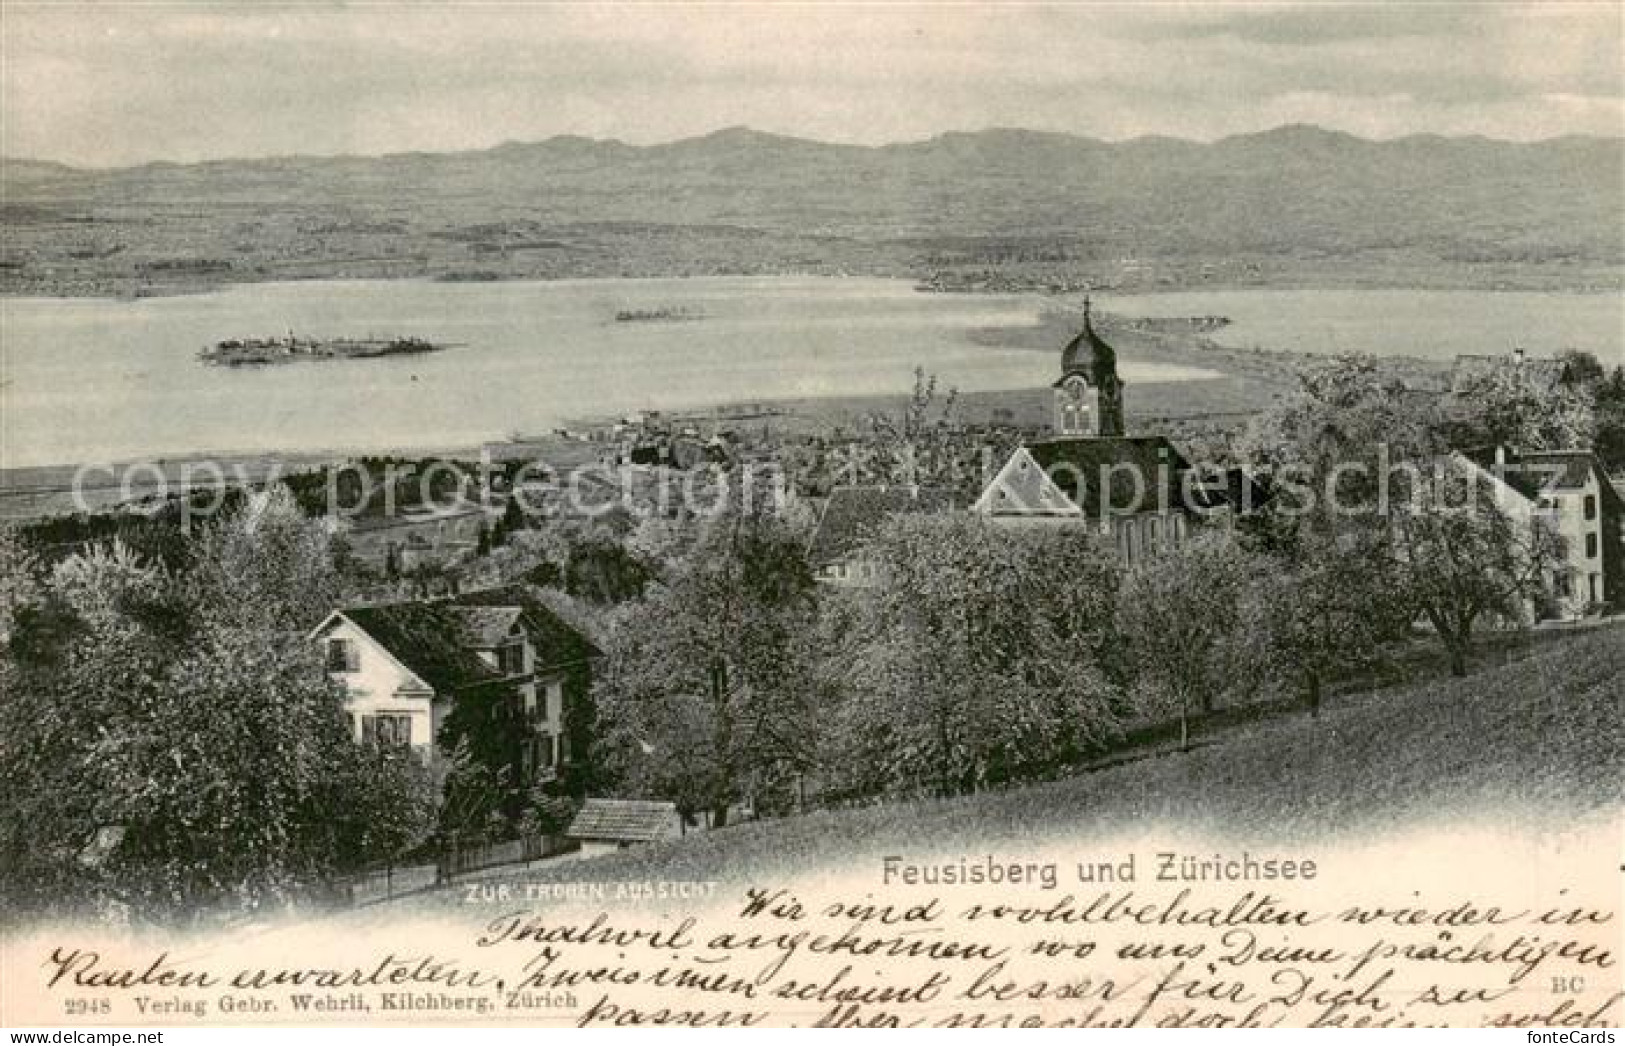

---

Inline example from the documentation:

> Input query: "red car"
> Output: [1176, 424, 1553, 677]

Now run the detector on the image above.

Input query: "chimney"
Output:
[1512, 346, 1525, 366]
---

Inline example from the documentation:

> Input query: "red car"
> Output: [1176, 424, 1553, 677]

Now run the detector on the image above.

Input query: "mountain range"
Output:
[4, 125, 1620, 293]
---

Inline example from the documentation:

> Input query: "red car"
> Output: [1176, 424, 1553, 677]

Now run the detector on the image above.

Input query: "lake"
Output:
[3, 279, 1619, 469]
[1101, 288, 1623, 361]
[1, 277, 1215, 469]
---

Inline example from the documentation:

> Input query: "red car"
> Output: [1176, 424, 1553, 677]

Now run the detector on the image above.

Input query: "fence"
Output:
[337, 861, 441, 906]
[329, 833, 578, 907]
[438, 833, 578, 880]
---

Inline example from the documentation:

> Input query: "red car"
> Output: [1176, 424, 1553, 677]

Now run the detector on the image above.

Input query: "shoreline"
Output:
[3, 263, 1622, 303]
[0, 314, 1436, 520]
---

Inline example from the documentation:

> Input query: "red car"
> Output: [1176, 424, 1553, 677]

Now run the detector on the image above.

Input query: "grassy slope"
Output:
[407, 625, 1622, 910]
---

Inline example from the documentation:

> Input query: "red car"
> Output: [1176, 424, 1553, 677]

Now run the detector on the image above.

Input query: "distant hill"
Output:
[3, 126, 1621, 295]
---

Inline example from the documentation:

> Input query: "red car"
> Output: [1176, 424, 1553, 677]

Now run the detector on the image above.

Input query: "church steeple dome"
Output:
[1059, 297, 1118, 385]
[1052, 298, 1126, 438]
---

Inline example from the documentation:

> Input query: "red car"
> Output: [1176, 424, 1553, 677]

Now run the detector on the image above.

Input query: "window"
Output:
[1585, 533, 1598, 558]
[533, 734, 557, 773]
[1584, 495, 1597, 521]
[1590, 575, 1601, 603]
[327, 638, 358, 672]
[497, 642, 526, 676]
[1148, 517, 1162, 551]
[361, 714, 412, 747]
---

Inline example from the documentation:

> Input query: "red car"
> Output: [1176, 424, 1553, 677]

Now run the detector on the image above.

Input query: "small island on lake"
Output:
[613, 305, 705, 323]
[200, 335, 448, 366]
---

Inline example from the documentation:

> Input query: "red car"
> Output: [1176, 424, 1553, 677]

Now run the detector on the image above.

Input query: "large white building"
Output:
[309, 585, 600, 785]
[1460, 447, 1623, 619]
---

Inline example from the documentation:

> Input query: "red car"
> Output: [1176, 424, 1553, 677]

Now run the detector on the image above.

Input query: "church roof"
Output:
[976, 437, 1232, 519]
[1027, 436, 1223, 516]
[1058, 300, 1120, 387]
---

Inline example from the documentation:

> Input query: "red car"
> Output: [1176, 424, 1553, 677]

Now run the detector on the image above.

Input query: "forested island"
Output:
[200, 335, 446, 366]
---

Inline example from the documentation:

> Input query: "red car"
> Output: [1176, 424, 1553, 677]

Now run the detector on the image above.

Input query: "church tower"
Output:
[1052, 298, 1125, 438]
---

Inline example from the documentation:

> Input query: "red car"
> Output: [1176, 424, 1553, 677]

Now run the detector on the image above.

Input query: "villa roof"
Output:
[333, 584, 601, 692]
[1461, 447, 1605, 501]
[450, 584, 603, 668]
[455, 606, 525, 648]
[340, 603, 501, 692]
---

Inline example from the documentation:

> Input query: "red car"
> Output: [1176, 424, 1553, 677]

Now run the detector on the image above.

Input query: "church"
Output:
[972, 301, 1231, 563]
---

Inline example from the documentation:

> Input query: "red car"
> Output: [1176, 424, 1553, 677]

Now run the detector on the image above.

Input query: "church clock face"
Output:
[1058, 377, 1092, 434]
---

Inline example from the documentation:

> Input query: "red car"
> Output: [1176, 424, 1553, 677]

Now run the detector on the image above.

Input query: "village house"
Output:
[309, 584, 601, 789]
[807, 485, 959, 585]
[972, 302, 1233, 559]
[1458, 446, 1623, 619]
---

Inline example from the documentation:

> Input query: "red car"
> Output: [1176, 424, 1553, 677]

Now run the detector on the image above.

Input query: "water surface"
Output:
[1, 277, 1215, 468]
[1101, 288, 1622, 361]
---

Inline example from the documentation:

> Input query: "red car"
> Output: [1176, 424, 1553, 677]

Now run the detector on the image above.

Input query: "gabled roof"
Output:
[807, 486, 959, 567]
[450, 584, 603, 669]
[456, 605, 524, 648]
[567, 798, 678, 844]
[1460, 447, 1610, 501]
[338, 603, 502, 692]
[329, 585, 601, 693]
[1021, 436, 1228, 516]
[973, 446, 1083, 517]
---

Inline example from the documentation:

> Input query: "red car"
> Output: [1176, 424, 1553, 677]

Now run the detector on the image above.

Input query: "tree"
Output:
[1, 540, 175, 917]
[1115, 532, 1250, 749]
[1592, 366, 1625, 472]
[593, 509, 818, 825]
[497, 494, 527, 545]
[827, 514, 1125, 799]
[1239, 353, 1443, 534]
[0, 501, 434, 922]
[1558, 349, 1607, 388]
[1251, 524, 1410, 714]
[0, 524, 40, 643]
[101, 624, 431, 916]
[433, 739, 515, 846]
[183, 487, 347, 634]
[1452, 361, 1595, 453]
[1388, 463, 1561, 677]
[1238, 354, 1437, 709]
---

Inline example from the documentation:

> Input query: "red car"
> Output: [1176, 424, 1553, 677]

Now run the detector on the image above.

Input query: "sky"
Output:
[2, 2, 1621, 167]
